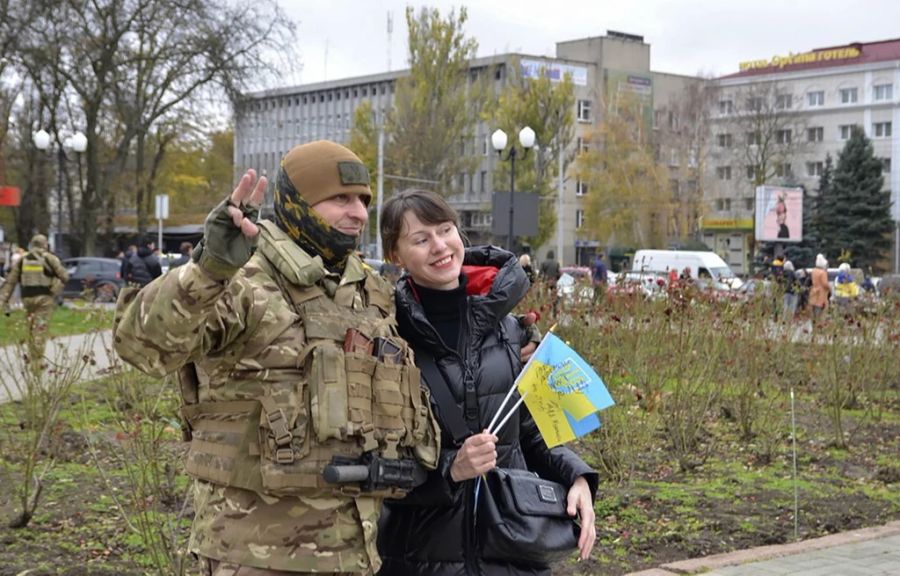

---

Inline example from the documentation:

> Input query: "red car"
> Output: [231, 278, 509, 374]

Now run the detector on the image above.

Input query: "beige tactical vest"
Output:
[20, 251, 53, 288]
[178, 242, 439, 499]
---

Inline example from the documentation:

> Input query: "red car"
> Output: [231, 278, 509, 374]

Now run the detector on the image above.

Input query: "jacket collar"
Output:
[257, 219, 366, 287]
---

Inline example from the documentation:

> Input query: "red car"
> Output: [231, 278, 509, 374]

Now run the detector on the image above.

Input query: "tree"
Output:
[7, 0, 296, 255]
[484, 59, 575, 249]
[816, 127, 892, 272]
[386, 6, 485, 193]
[716, 81, 808, 190]
[577, 92, 671, 248]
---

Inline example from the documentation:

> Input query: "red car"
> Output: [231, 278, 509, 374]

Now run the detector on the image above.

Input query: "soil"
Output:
[1, 395, 897, 575]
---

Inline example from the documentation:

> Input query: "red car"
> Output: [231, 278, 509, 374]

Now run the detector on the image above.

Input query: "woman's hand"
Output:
[449, 431, 498, 482]
[567, 476, 596, 561]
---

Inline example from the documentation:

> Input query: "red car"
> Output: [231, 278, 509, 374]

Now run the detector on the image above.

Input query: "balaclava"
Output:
[273, 141, 372, 271]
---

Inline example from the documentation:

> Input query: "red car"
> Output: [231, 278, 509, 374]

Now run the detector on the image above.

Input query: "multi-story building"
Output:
[705, 38, 900, 274]
[234, 31, 699, 267]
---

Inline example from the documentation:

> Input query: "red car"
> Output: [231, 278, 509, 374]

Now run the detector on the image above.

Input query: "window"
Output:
[840, 124, 855, 140]
[746, 131, 761, 146]
[575, 209, 585, 229]
[874, 121, 892, 138]
[716, 133, 733, 148]
[716, 198, 732, 211]
[479, 171, 487, 192]
[775, 163, 792, 178]
[716, 166, 732, 180]
[840, 87, 858, 104]
[482, 136, 489, 156]
[874, 83, 893, 101]
[775, 94, 793, 109]
[718, 99, 734, 114]
[668, 111, 679, 130]
[807, 91, 824, 106]
[742, 197, 752, 211]
[577, 137, 589, 154]
[883, 158, 892, 173]
[577, 99, 592, 122]
[746, 96, 764, 112]
[807, 127, 824, 142]
[575, 180, 588, 196]
[746, 165, 760, 180]
[807, 162, 824, 177]
[457, 173, 466, 191]
[776, 129, 792, 144]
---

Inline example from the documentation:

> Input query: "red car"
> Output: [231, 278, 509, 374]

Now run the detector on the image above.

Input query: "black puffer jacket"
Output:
[123, 246, 162, 287]
[378, 246, 598, 576]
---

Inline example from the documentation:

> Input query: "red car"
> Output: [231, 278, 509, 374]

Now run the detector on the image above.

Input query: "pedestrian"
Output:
[539, 250, 561, 313]
[0, 234, 69, 363]
[795, 267, 811, 313]
[591, 252, 608, 304]
[121, 238, 162, 287]
[377, 188, 597, 576]
[114, 141, 441, 575]
[169, 241, 193, 269]
[781, 260, 799, 321]
[518, 253, 535, 285]
[809, 253, 830, 323]
[834, 262, 859, 312]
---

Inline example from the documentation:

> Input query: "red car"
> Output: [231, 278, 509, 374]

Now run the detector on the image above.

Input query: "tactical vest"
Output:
[177, 250, 440, 499]
[20, 251, 53, 294]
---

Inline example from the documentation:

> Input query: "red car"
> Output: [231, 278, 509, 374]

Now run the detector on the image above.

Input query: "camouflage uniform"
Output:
[114, 220, 439, 574]
[0, 235, 69, 362]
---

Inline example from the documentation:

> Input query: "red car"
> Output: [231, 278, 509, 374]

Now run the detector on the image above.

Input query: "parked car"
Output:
[878, 274, 900, 299]
[61, 257, 124, 302]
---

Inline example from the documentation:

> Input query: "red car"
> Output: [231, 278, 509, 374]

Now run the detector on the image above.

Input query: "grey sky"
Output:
[282, 0, 900, 85]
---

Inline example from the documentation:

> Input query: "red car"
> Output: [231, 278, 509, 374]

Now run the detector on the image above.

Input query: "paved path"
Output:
[0, 329, 116, 403]
[627, 521, 900, 576]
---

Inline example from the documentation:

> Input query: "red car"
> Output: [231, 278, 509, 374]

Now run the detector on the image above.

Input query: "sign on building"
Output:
[755, 186, 803, 242]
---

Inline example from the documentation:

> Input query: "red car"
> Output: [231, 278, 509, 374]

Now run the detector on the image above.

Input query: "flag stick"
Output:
[486, 324, 557, 433]
[489, 391, 528, 436]
[791, 386, 799, 540]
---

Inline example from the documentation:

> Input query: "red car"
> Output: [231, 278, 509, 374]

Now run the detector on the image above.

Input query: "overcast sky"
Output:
[280, 0, 900, 86]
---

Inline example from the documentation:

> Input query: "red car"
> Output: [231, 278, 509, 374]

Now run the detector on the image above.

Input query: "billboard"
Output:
[520, 59, 588, 86]
[492, 191, 540, 238]
[755, 185, 803, 242]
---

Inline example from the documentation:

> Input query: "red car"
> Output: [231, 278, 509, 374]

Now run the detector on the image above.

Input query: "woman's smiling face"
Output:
[392, 211, 465, 290]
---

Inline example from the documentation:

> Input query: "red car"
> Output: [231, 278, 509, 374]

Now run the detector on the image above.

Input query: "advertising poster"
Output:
[755, 185, 803, 242]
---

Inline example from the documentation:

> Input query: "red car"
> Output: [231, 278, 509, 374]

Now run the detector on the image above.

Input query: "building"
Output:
[706, 38, 900, 274]
[234, 31, 700, 267]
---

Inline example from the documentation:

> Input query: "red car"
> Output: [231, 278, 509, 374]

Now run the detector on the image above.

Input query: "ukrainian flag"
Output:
[516, 333, 614, 447]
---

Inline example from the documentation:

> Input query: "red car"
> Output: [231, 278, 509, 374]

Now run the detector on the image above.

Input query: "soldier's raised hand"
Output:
[193, 169, 268, 281]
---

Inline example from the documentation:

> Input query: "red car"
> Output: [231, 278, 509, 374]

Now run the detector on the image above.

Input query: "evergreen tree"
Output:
[786, 154, 831, 268]
[817, 127, 892, 272]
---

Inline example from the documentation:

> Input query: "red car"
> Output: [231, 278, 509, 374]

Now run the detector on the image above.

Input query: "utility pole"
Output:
[376, 117, 385, 260]
[556, 125, 564, 264]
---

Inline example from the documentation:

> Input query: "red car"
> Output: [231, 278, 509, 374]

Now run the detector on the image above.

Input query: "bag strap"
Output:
[416, 351, 472, 446]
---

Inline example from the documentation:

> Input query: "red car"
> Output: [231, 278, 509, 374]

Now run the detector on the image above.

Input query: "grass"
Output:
[0, 304, 114, 345]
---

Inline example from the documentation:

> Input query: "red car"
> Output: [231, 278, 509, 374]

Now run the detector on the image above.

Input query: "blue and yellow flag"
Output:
[515, 333, 614, 447]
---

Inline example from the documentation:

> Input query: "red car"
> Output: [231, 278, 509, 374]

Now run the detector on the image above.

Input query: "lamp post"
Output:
[33, 129, 87, 254]
[491, 126, 535, 252]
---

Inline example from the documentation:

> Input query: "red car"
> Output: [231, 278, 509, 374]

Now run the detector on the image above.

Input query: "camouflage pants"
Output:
[201, 557, 357, 576]
[23, 295, 56, 365]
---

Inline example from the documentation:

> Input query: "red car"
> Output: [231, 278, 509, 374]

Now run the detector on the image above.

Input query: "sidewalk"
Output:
[0, 329, 116, 403]
[627, 521, 900, 576]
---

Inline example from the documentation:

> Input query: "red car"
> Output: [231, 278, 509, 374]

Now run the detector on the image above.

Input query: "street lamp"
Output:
[491, 126, 535, 251]
[33, 129, 87, 254]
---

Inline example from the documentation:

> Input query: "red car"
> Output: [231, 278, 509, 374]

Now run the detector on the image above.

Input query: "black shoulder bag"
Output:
[417, 352, 579, 568]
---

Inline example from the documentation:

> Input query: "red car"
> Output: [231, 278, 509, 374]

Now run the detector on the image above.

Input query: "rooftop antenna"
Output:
[386, 12, 394, 72]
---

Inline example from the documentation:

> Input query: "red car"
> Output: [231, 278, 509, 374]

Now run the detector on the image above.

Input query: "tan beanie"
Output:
[282, 140, 372, 206]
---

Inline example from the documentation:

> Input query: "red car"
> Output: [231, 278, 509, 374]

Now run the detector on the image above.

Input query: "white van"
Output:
[631, 250, 743, 290]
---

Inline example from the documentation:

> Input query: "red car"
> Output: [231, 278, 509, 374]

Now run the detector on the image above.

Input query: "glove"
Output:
[193, 198, 260, 281]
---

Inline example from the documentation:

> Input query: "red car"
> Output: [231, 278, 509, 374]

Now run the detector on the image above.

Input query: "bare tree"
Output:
[10, 0, 297, 255]
[714, 81, 808, 190]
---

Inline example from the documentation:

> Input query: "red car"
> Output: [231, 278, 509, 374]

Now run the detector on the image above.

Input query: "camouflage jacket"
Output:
[0, 248, 68, 306]
[114, 220, 439, 574]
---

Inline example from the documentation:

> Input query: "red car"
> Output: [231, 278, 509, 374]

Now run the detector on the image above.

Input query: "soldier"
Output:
[114, 140, 440, 576]
[0, 234, 69, 363]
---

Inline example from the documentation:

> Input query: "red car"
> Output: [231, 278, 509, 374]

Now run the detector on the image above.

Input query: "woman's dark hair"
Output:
[380, 188, 460, 260]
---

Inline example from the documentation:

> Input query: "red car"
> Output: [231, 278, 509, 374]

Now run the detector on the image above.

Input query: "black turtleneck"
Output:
[412, 275, 468, 355]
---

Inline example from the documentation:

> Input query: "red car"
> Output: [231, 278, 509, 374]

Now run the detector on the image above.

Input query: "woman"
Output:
[377, 189, 598, 576]
[809, 253, 830, 322]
